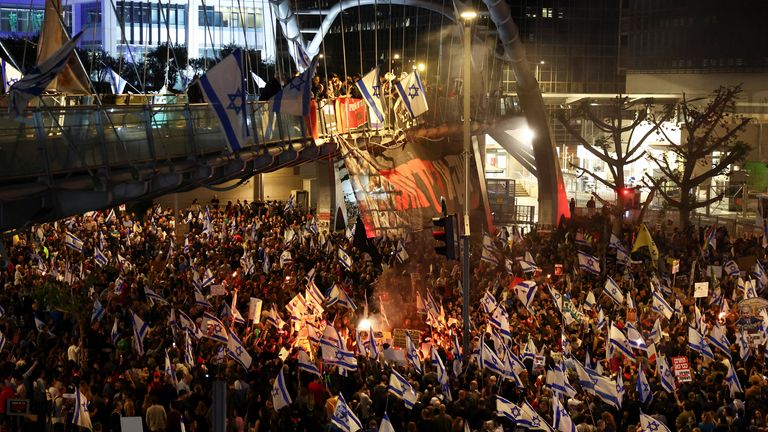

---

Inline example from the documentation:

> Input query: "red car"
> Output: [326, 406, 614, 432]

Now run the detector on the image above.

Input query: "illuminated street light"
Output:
[460, 10, 477, 20]
[417, 63, 426, 72]
[393, 53, 400, 60]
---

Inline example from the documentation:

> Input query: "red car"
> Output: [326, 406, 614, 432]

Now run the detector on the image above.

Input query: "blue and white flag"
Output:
[325, 345, 358, 371]
[725, 360, 743, 397]
[431, 347, 449, 386]
[332, 393, 363, 432]
[406, 331, 423, 374]
[609, 323, 636, 361]
[194, 287, 212, 309]
[131, 309, 148, 356]
[327, 284, 357, 310]
[573, 359, 597, 394]
[105, 208, 116, 223]
[297, 349, 322, 377]
[652, 290, 675, 320]
[603, 276, 624, 305]
[199, 49, 250, 152]
[202, 311, 229, 344]
[9, 31, 84, 118]
[724, 260, 740, 277]
[657, 356, 676, 393]
[111, 317, 119, 345]
[514, 280, 538, 312]
[496, 395, 522, 422]
[637, 368, 653, 405]
[94, 247, 108, 267]
[272, 367, 292, 411]
[626, 322, 648, 351]
[73, 386, 93, 430]
[755, 261, 768, 288]
[65, 232, 84, 252]
[707, 323, 731, 358]
[91, 299, 105, 323]
[552, 396, 576, 432]
[489, 305, 512, 339]
[640, 414, 671, 432]
[164, 350, 177, 385]
[270, 56, 319, 116]
[388, 370, 417, 409]
[520, 400, 554, 431]
[736, 331, 751, 361]
[481, 291, 498, 315]
[593, 375, 621, 409]
[144, 287, 168, 305]
[452, 333, 463, 377]
[104, 66, 128, 94]
[688, 326, 715, 360]
[356, 68, 385, 124]
[395, 70, 428, 118]
[577, 251, 600, 275]
[380, 413, 396, 432]
[338, 248, 353, 271]
[226, 328, 252, 369]
[1, 59, 21, 93]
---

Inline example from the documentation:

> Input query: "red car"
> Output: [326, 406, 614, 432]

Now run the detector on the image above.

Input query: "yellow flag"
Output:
[632, 224, 659, 263]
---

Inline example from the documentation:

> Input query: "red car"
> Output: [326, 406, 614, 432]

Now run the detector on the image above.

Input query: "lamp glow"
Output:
[460, 10, 477, 20]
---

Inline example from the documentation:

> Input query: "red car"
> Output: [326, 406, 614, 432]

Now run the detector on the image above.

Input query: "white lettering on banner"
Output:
[672, 356, 692, 383]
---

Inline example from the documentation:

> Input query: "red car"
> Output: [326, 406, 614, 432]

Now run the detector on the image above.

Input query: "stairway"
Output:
[514, 182, 530, 198]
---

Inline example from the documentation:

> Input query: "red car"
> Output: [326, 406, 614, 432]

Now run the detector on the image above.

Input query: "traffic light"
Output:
[432, 214, 457, 260]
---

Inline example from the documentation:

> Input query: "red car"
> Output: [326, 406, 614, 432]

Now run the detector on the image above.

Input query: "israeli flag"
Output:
[194, 287, 212, 309]
[387, 370, 417, 409]
[573, 359, 597, 394]
[297, 349, 322, 377]
[615, 245, 629, 265]
[688, 326, 715, 360]
[356, 68, 385, 123]
[657, 356, 676, 393]
[327, 284, 357, 310]
[520, 401, 554, 431]
[707, 324, 731, 357]
[202, 311, 229, 344]
[626, 322, 648, 351]
[1, 58, 21, 93]
[9, 31, 84, 118]
[636, 368, 653, 405]
[481, 291, 498, 314]
[380, 413, 396, 432]
[332, 393, 363, 432]
[91, 299, 105, 323]
[593, 375, 621, 409]
[609, 323, 636, 361]
[338, 248, 353, 271]
[144, 287, 168, 305]
[111, 317, 119, 345]
[725, 360, 743, 396]
[754, 261, 768, 287]
[105, 208, 116, 223]
[496, 395, 522, 422]
[269, 56, 319, 116]
[489, 305, 512, 339]
[603, 276, 624, 305]
[652, 290, 675, 320]
[394, 70, 428, 118]
[577, 251, 600, 275]
[452, 333, 463, 377]
[73, 386, 93, 430]
[272, 367, 292, 411]
[552, 396, 576, 432]
[199, 49, 250, 152]
[406, 331, 423, 374]
[640, 414, 671, 432]
[326, 346, 358, 371]
[226, 328, 252, 369]
[431, 347, 449, 385]
[65, 232, 84, 252]
[736, 331, 751, 361]
[724, 260, 740, 277]
[514, 280, 538, 312]
[104, 66, 128, 94]
[131, 310, 149, 357]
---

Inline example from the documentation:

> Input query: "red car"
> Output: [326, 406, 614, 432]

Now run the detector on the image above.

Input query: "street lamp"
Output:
[460, 8, 476, 356]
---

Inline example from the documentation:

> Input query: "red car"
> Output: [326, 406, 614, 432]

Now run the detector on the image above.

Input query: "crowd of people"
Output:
[1, 197, 768, 432]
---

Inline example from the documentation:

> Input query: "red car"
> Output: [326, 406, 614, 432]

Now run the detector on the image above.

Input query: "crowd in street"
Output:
[1, 198, 768, 432]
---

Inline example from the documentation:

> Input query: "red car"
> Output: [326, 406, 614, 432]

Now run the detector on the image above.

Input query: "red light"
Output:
[622, 188, 632, 196]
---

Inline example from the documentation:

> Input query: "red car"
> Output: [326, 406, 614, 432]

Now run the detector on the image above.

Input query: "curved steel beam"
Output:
[303, 0, 458, 59]
[481, 0, 569, 224]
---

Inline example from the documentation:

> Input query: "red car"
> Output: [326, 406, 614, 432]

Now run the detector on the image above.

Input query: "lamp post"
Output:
[459, 9, 476, 356]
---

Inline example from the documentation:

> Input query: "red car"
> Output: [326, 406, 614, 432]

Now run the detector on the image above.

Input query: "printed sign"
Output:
[554, 264, 563, 276]
[668, 258, 680, 274]
[392, 328, 421, 349]
[533, 355, 546, 371]
[6, 399, 28, 416]
[672, 356, 692, 382]
[693, 282, 709, 298]
[248, 298, 263, 322]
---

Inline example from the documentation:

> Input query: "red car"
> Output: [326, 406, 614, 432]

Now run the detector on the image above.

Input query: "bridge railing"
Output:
[0, 100, 327, 181]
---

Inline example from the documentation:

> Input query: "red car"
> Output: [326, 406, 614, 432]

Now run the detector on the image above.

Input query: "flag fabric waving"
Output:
[356, 68, 385, 123]
[199, 49, 250, 152]
[394, 70, 428, 118]
[331, 393, 363, 432]
[269, 56, 319, 116]
[272, 367, 292, 411]
[577, 251, 600, 274]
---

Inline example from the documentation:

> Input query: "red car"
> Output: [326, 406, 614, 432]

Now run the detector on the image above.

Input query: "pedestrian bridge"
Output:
[0, 96, 416, 231]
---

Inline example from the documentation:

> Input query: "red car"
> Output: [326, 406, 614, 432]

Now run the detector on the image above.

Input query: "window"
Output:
[542, 8, 553, 18]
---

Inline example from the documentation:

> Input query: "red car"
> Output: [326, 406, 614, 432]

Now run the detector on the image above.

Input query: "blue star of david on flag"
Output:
[372, 85, 381, 96]
[227, 89, 245, 115]
[408, 84, 420, 99]
[289, 76, 306, 91]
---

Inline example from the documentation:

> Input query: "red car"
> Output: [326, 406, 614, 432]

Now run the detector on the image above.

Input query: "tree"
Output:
[557, 97, 671, 229]
[646, 86, 751, 228]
